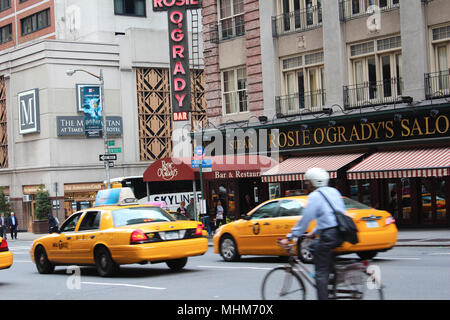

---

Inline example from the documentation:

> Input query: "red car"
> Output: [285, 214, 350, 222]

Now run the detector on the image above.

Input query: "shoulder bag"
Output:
[317, 190, 359, 245]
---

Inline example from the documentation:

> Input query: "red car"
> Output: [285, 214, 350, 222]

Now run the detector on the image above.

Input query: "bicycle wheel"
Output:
[261, 267, 306, 300]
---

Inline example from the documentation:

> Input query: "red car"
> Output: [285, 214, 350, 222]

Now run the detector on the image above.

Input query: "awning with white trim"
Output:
[347, 148, 450, 180]
[261, 153, 365, 183]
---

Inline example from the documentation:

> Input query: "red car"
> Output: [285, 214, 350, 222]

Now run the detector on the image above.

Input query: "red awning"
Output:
[347, 148, 450, 180]
[143, 155, 277, 182]
[261, 153, 365, 183]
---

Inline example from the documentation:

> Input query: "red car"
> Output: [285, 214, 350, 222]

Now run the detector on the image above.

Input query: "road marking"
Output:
[375, 257, 421, 260]
[430, 252, 450, 255]
[81, 282, 166, 290]
[12, 260, 32, 263]
[197, 265, 273, 270]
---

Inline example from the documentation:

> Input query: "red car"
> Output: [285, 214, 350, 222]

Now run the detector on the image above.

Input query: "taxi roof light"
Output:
[95, 188, 137, 207]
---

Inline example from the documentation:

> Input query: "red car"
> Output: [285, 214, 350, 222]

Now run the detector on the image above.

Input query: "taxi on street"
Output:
[214, 196, 398, 263]
[0, 237, 13, 270]
[30, 188, 208, 276]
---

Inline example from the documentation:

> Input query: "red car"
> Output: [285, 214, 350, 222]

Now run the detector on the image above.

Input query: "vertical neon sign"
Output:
[153, 0, 202, 122]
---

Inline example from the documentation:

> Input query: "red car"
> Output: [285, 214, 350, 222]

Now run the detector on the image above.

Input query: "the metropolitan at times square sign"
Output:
[152, 0, 202, 121]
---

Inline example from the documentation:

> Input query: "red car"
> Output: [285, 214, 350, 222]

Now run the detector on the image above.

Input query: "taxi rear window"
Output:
[112, 207, 175, 227]
[343, 198, 371, 210]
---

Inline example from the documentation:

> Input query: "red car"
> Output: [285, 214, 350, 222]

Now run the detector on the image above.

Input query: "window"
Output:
[276, 0, 322, 34]
[218, 0, 244, 40]
[21, 8, 51, 36]
[0, 0, 10, 12]
[60, 213, 83, 233]
[114, 0, 146, 17]
[78, 211, 101, 231]
[430, 25, 450, 93]
[342, 0, 399, 21]
[250, 201, 279, 220]
[0, 24, 12, 44]
[349, 36, 402, 103]
[281, 51, 325, 113]
[113, 207, 174, 227]
[222, 67, 248, 115]
[279, 200, 303, 217]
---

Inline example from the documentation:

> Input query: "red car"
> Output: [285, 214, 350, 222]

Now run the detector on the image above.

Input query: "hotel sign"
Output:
[57, 116, 122, 136]
[152, 0, 202, 121]
[18, 89, 40, 134]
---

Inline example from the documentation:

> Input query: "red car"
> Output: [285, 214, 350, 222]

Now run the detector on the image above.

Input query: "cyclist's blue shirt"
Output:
[287, 186, 344, 240]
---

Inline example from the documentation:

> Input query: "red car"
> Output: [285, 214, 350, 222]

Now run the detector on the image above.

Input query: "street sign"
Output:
[99, 154, 117, 161]
[107, 140, 115, 146]
[191, 159, 212, 168]
[104, 161, 114, 168]
[194, 146, 205, 157]
[108, 147, 122, 154]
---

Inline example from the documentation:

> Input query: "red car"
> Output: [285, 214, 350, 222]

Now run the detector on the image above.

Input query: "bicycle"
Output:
[261, 239, 385, 300]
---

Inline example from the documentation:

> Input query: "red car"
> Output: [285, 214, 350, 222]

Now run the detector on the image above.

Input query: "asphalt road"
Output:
[2, 239, 449, 300]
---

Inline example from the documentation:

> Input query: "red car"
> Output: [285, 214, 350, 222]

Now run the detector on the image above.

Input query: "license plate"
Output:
[366, 220, 379, 228]
[165, 231, 179, 240]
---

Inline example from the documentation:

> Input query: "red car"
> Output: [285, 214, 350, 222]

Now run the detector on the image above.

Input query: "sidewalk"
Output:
[8, 227, 450, 247]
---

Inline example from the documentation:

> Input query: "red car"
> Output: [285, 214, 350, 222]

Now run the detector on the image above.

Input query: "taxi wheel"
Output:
[220, 235, 240, 262]
[297, 237, 314, 264]
[357, 251, 378, 260]
[35, 246, 55, 274]
[94, 246, 119, 277]
[166, 257, 188, 271]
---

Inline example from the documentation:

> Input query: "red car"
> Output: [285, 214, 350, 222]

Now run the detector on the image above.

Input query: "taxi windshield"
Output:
[112, 207, 175, 227]
[343, 198, 372, 210]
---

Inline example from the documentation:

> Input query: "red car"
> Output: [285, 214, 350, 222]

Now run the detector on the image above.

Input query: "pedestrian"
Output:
[0, 213, 7, 239]
[280, 168, 344, 300]
[7, 212, 18, 240]
[186, 198, 196, 221]
[214, 200, 225, 230]
[48, 214, 59, 233]
[177, 201, 187, 219]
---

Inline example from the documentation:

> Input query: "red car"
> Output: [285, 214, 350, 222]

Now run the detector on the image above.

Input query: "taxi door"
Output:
[47, 212, 84, 263]
[235, 201, 280, 254]
[71, 211, 102, 263]
[271, 199, 304, 255]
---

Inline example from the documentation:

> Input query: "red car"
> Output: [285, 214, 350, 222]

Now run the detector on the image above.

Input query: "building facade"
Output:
[0, 0, 206, 231]
[201, 0, 450, 226]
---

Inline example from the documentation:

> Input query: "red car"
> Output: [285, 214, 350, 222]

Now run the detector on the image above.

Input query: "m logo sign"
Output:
[18, 89, 40, 134]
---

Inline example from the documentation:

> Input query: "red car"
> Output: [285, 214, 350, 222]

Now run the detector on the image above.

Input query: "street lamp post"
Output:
[66, 68, 111, 189]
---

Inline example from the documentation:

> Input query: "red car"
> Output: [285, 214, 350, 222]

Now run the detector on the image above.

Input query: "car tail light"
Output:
[0, 238, 8, 252]
[385, 217, 396, 225]
[195, 223, 204, 236]
[130, 230, 148, 244]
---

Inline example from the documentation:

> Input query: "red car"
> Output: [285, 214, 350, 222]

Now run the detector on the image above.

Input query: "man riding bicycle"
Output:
[280, 167, 344, 300]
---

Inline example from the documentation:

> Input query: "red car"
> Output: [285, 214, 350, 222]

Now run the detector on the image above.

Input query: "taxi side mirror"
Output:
[50, 226, 59, 234]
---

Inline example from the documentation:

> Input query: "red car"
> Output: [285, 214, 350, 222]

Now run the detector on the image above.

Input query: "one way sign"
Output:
[99, 154, 117, 161]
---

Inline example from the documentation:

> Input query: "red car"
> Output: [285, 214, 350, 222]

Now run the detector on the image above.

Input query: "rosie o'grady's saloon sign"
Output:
[152, 0, 202, 121]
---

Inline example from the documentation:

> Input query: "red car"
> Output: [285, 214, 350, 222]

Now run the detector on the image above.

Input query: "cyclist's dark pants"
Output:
[309, 227, 343, 300]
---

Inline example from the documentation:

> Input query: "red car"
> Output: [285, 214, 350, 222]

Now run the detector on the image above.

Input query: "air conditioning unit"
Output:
[4, 196, 9, 202]
[23, 195, 32, 202]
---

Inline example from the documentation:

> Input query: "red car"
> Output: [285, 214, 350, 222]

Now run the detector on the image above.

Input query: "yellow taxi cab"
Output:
[0, 237, 13, 270]
[213, 196, 397, 263]
[30, 188, 208, 277]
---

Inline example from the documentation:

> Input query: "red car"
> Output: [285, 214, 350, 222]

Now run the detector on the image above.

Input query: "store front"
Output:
[142, 155, 276, 220]
[347, 148, 450, 226]
[213, 103, 450, 227]
[63, 183, 103, 218]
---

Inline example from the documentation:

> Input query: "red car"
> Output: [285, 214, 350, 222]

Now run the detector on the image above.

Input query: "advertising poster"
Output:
[77, 84, 103, 138]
